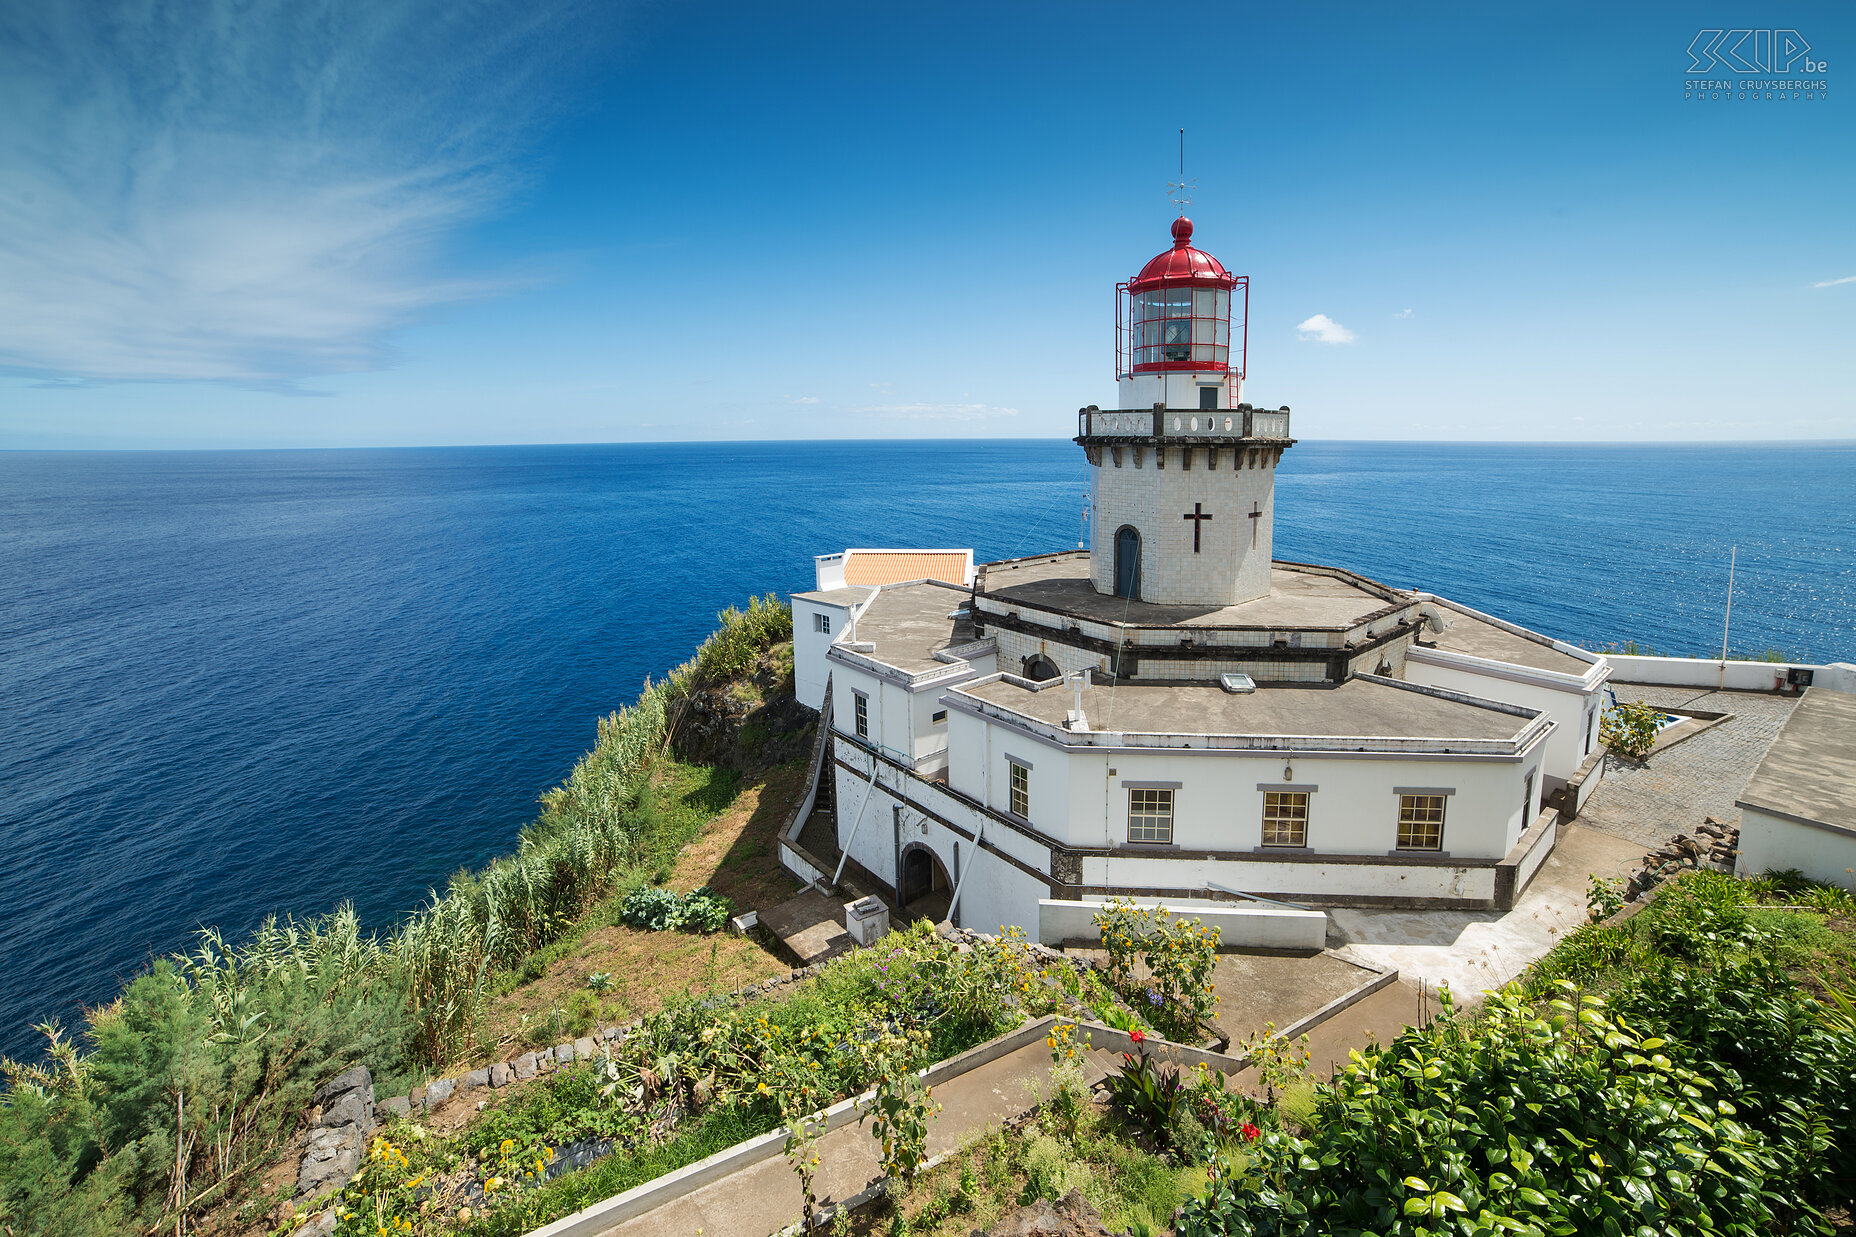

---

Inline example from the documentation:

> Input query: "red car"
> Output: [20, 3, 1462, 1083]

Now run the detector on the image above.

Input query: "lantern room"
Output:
[1116, 217, 1249, 411]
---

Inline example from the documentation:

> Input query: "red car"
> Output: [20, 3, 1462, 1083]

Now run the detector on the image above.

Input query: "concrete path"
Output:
[759, 888, 855, 966]
[1328, 823, 1644, 1004]
[593, 1037, 1119, 1237]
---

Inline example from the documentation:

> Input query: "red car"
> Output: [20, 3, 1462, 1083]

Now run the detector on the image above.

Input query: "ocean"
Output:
[1, 439, 1852, 1062]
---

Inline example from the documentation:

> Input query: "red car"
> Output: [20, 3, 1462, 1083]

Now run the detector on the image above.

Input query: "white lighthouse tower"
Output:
[1076, 218, 1294, 607]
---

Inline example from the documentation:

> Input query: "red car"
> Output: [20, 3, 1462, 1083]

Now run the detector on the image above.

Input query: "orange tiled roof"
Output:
[842, 551, 968, 588]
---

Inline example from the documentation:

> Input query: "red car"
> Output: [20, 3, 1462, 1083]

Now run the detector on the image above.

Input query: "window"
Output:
[1261, 791, 1308, 847]
[1128, 788, 1174, 844]
[931, 709, 947, 725]
[1397, 794, 1446, 851]
[814, 612, 831, 634]
[1199, 385, 1218, 410]
[1522, 771, 1536, 822]
[853, 692, 868, 739]
[1008, 760, 1029, 819]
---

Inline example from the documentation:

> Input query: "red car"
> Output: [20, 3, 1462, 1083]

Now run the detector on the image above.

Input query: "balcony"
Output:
[1076, 405, 1292, 441]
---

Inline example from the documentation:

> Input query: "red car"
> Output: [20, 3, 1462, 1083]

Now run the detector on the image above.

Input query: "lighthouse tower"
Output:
[1076, 218, 1294, 606]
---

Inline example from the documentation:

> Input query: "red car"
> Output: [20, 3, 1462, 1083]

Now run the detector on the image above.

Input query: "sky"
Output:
[0, 1, 1850, 448]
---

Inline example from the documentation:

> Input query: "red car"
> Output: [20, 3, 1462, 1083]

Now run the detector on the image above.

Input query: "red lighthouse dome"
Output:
[1128, 217, 1234, 291]
[1117, 218, 1248, 380]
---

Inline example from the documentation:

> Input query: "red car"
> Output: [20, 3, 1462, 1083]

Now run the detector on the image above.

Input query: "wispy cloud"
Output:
[1813, 275, 1856, 288]
[0, 1, 604, 388]
[785, 395, 822, 404]
[1392, 307, 1413, 319]
[1295, 313, 1356, 344]
[863, 403, 1020, 421]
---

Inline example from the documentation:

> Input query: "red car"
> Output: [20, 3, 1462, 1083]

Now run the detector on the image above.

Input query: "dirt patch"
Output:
[471, 765, 807, 1061]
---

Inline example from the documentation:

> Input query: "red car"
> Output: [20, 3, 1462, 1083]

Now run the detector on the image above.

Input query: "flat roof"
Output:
[838, 580, 976, 675]
[791, 586, 873, 607]
[1425, 602, 1592, 675]
[961, 675, 1527, 742]
[977, 553, 1407, 630]
[1736, 687, 1856, 837]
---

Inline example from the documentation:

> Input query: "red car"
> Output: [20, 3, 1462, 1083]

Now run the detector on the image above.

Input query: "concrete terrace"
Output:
[834, 580, 975, 675]
[976, 551, 1408, 631]
[959, 675, 1533, 743]
[1424, 602, 1594, 676]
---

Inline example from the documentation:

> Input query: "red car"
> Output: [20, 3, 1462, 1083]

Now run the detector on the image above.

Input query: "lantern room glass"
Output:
[1128, 285, 1231, 370]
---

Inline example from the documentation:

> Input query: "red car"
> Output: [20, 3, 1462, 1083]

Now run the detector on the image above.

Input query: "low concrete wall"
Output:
[1499, 810, 1559, 908]
[1608, 656, 1856, 694]
[1037, 897, 1328, 951]
[1736, 806, 1856, 892]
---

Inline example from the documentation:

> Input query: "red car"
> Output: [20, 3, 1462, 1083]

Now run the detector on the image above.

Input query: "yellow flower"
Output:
[757, 1082, 769, 1094]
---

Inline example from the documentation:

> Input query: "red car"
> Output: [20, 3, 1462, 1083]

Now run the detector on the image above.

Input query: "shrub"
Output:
[617, 885, 732, 934]
[1092, 900, 1221, 1043]
[1103, 1050, 1183, 1148]
[1600, 697, 1662, 759]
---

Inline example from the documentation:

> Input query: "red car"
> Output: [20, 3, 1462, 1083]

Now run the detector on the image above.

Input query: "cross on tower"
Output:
[1249, 501, 1263, 547]
[1183, 502, 1213, 553]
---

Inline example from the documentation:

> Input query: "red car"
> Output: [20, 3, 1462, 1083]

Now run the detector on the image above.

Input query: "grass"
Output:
[472, 758, 806, 1061]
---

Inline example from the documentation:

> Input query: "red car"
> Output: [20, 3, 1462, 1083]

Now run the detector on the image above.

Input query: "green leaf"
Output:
[1516, 1187, 1549, 1207]
[1404, 1176, 1433, 1193]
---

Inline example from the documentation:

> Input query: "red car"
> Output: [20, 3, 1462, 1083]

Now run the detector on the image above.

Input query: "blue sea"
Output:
[2, 439, 1852, 1062]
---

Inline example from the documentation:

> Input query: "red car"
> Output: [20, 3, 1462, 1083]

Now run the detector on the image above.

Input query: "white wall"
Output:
[830, 664, 915, 766]
[1040, 743, 1536, 860]
[1037, 898, 1327, 950]
[1607, 656, 1856, 694]
[1116, 371, 1236, 410]
[792, 598, 856, 711]
[1736, 808, 1856, 891]
[1404, 656, 1598, 785]
[1091, 851, 1499, 904]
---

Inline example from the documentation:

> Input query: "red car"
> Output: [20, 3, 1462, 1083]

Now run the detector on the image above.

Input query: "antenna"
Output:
[1720, 545, 1737, 661]
[1167, 127, 1195, 214]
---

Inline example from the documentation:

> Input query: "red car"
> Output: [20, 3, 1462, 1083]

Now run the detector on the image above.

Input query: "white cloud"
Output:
[862, 403, 1020, 421]
[1392, 308, 1413, 319]
[785, 395, 822, 404]
[1295, 314, 1356, 344]
[0, 1, 601, 388]
[1813, 275, 1856, 288]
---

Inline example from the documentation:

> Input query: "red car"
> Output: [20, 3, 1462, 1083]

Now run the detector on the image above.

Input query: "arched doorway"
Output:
[899, 844, 952, 923]
[1114, 525, 1142, 599]
[1024, 654, 1060, 682]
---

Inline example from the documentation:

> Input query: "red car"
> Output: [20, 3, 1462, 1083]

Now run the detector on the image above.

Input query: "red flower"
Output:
[1240, 1122, 1260, 1141]
[1129, 1029, 1146, 1044]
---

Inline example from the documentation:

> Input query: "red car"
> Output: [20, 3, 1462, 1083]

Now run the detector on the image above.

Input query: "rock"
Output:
[514, 1052, 539, 1081]
[600, 1025, 622, 1041]
[554, 1041, 576, 1063]
[425, 1078, 456, 1107]
[313, 1066, 370, 1108]
[378, 1096, 411, 1119]
[323, 1092, 368, 1130]
[974, 1189, 1116, 1237]
[463, 1068, 490, 1091]
[489, 1062, 512, 1088]
[574, 1037, 597, 1060]
[409, 1084, 426, 1110]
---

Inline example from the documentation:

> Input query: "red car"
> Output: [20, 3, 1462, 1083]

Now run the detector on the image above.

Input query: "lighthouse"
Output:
[1076, 218, 1294, 607]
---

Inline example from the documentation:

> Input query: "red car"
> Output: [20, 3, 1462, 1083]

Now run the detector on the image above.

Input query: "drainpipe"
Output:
[832, 754, 881, 888]
[943, 813, 983, 927]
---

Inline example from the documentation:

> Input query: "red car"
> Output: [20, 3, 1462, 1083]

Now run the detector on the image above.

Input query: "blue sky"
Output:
[0, 1, 1850, 447]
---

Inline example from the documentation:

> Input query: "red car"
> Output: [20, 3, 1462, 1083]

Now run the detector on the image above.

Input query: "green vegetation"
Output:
[1600, 697, 1663, 760]
[1175, 869, 1856, 1236]
[616, 884, 733, 934]
[0, 597, 793, 1237]
[1093, 900, 1222, 1043]
[446, 919, 1100, 1236]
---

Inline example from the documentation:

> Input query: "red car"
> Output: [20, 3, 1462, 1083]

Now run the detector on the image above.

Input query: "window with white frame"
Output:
[1008, 760, 1029, 818]
[853, 692, 868, 739]
[814, 612, 831, 634]
[1128, 787, 1174, 844]
[1261, 791, 1308, 847]
[1396, 794, 1446, 851]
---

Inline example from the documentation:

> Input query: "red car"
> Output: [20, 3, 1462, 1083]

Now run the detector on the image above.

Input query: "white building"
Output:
[786, 217, 1613, 944]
